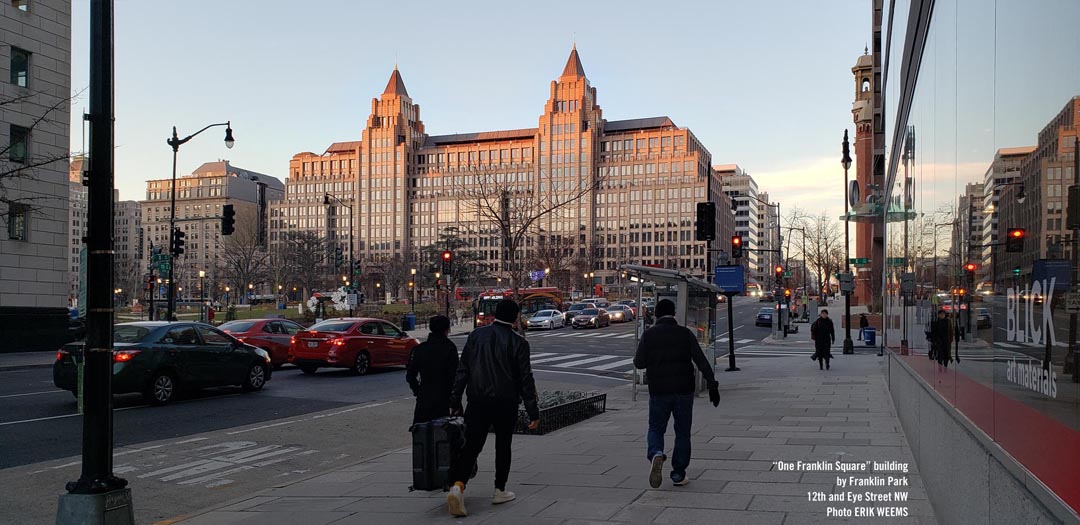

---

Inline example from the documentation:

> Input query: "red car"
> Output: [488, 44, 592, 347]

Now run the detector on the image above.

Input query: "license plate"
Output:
[307, 341, 319, 348]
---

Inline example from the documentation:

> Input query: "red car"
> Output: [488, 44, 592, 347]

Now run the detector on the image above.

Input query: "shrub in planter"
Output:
[514, 390, 606, 435]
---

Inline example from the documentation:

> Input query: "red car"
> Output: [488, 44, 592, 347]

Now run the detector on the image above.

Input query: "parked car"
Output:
[755, 307, 774, 327]
[288, 318, 420, 375]
[976, 308, 991, 329]
[564, 303, 590, 324]
[526, 309, 565, 330]
[607, 304, 635, 322]
[53, 322, 271, 405]
[218, 318, 307, 369]
[572, 308, 611, 328]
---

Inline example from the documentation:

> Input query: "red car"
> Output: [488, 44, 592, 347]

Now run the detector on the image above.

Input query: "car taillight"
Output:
[331, 338, 345, 346]
[113, 350, 141, 363]
[57, 349, 68, 361]
[290, 336, 296, 345]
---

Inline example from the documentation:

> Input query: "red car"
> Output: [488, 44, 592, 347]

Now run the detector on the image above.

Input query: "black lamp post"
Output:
[842, 130, 855, 355]
[165, 121, 233, 320]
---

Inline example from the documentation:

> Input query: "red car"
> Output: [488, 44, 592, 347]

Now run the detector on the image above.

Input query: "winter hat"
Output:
[655, 299, 676, 318]
[429, 315, 450, 334]
[494, 299, 520, 324]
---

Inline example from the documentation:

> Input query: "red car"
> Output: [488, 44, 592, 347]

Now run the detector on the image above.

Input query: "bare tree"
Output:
[532, 233, 577, 290]
[277, 230, 330, 301]
[370, 255, 410, 300]
[1, 88, 85, 220]
[455, 164, 601, 300]
[805, 212, 843, 296]
[218, 227, 270, 303]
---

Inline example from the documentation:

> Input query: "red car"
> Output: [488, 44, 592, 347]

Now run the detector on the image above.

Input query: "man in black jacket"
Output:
[634, 299, 720, 489]
[447, 299, 539, 517]
[405, 315, 458, 424]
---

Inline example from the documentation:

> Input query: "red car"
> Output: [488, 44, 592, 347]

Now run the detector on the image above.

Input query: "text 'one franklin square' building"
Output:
[270, 47, 733, 293]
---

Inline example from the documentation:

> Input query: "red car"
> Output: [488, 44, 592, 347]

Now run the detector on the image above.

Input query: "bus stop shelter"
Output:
[620, 264, 720, 401]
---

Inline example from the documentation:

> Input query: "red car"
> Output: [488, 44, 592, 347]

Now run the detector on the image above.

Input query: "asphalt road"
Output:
[0, 296, 775, 523]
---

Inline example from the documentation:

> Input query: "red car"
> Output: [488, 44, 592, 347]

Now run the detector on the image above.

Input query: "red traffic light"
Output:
[964, 263, 977, 272]
[732, 236, 742, 246]
[442, 251, 452, 260]
[1009, 229, 1025, 239]
[774, 265, 783, 273]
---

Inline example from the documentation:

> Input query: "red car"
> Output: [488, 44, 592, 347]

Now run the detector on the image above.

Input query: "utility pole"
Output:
[57, 1, 135, 523]
[842, 130, 854, 354]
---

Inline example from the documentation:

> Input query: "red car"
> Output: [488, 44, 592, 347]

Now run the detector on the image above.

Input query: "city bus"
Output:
[473, 287, 563, 327]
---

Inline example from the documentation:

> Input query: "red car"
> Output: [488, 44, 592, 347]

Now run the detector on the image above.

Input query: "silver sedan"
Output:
[526, 309, 565, 330]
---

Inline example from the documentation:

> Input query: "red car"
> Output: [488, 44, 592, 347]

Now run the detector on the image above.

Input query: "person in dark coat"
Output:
[633, 299, 720, 489]
[446, 299, 539, 517]
[810, 309, 836, 370]
[405, 315, 458, 424]
[930, 309, 952, 367]
[858, 313, 869, 340]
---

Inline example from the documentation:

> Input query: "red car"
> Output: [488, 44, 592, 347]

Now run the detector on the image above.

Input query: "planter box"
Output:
[514, 391, 607, 435]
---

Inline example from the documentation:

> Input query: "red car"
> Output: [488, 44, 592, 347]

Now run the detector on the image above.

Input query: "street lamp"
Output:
[410, 268, 417, 311]
[198, 270, 206, 322]
[842, 129, 854, 354]
[165, 120, 233, 320]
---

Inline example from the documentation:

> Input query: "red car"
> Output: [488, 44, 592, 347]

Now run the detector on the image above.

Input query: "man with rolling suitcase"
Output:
[446, 299, 540, 517]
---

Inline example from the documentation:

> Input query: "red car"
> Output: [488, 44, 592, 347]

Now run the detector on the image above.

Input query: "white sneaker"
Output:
[448, 485, 467, 517]
[493, 488, 516, 504]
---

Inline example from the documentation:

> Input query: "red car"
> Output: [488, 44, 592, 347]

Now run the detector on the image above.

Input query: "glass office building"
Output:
[881, 1, 1080, 521]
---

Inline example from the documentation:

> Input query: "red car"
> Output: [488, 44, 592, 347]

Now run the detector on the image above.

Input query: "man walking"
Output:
[447, 299, 539, 517]
[810, 309, 835, 370]
[405, 315, 458, 424]
[930, 309, 952, 367]
[858, 313, 869, 340]
[633, 299, 720, 489]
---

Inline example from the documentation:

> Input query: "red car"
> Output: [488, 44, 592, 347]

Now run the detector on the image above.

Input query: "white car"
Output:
[526, 309, 565, 330]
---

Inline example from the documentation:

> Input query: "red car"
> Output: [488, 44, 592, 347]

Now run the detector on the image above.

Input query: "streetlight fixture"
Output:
[165, 120, 234, 321]
[842, 129, 855, 355]
[198, 270, 206, 322]
[410, 268, 417, 311]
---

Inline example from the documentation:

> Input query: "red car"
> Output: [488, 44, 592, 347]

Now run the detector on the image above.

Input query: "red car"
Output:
[288, 317, 420, 375]
[218, 319, 307, 369]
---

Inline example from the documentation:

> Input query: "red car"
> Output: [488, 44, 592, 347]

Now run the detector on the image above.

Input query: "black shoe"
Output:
[649, 454, 666, 488]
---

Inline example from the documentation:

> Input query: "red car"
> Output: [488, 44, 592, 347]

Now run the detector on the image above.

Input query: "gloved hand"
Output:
[708, 385, 720, 407]
[450, 398, 463, 416]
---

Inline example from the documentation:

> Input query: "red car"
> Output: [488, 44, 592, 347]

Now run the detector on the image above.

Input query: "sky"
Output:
[69, 0, 870, 219]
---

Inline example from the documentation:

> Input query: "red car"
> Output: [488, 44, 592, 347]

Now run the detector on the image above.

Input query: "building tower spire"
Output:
[560, 45, 586, 79]
[382, 67, 409, 97]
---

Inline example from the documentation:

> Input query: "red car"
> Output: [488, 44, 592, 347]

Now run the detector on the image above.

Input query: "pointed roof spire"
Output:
[560, 45, 586, 79]
[382, 66, 409, 97]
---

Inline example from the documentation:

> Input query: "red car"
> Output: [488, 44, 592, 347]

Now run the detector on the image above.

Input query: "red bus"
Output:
[473, 287, 563, 328]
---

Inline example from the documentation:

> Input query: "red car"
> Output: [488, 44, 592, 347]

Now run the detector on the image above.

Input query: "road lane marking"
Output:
[614, 334, 635, 338]
[533, 369, 631, 382]
[531, 353, 587, 364]
[0, 390, 66, 399]
[529, 353, 555, 358]
[0, 404, 143, 427]
[554, 355, 622, 368]
[589, 358, 635, 370]
[737, 339, 755, 344]
[592, 333, 617, 338]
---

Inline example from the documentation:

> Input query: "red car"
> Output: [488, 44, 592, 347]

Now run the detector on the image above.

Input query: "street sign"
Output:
[887, 257, 907, 265]
[783, 271, 793, 278]
[1067, 292, 1080, 313]
[848, 258, 870, 265]
[347, 294, 358, 306]
[713, 265, 745, 294]
[900, 272, 915, 294]
[157, 261, 170, 274]
[839, 272, 855, 293]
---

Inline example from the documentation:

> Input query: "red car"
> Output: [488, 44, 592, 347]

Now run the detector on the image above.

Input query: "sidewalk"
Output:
[0, 350, 56, 371]
[175, 347, 936, 524]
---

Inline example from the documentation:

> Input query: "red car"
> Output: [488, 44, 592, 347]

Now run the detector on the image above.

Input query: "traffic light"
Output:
[964, 262, 977, 274]
[221, 204, 236, 235]
[731, 235, 743, 259]
[353, 260, 362, 276]
[170, 228, 186, 256]
[1005, 228, 1025, 253]
[784, 288, 791, 298]
[1013, 267, 1021, 277]
[436, 278, 443, 289]
[774, 265, 783, 281]
[441, 250, 453, 275]
[695, 201, 716, 241]
[334, 246, 343, 268]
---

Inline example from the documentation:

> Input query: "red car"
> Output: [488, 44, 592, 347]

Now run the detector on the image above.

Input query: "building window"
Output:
[11, 0, 28, 11]
[10, 47, 29, 87]
[7, 204, 28, 240]
[8, 125, 29, 163]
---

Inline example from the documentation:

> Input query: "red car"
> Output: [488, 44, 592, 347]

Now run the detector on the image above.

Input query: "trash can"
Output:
[864, 327, 876, 346]
[402, 313, 416, 331]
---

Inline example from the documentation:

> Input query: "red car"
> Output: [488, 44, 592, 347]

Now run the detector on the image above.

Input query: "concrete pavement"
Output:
[173, 344, 937, 524]
[0, 350, 56, 371]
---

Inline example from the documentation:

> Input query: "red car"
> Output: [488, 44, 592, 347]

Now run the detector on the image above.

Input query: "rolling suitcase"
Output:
[410, 416, 467, 491]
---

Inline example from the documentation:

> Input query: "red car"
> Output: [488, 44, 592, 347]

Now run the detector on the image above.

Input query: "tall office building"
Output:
[715, 164, 761, 282]
[272, 48, 734, 296]
[141, 161, 283, 303]
[1, 0, 71, 351]
[981, 146, 1034, 290]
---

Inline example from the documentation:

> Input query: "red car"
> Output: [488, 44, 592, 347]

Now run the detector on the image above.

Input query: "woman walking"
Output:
[810, 310, 835, 370]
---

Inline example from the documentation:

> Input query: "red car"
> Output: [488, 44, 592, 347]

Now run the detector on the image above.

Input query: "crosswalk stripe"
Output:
[717, 338, 729, 342]
[736, 339, 755, 344]
[529, 352, 556, 358]
[531, 353, 588, 364]
[554, 355, 622, 368]
[995, 343, 1020, 348]
[592, 333, 617, 338]
[614, 333, 635, 339]
[589, 358, 636, 370]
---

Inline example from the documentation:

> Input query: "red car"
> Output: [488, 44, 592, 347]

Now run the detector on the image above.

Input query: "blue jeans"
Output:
[647, 392, 694, 479]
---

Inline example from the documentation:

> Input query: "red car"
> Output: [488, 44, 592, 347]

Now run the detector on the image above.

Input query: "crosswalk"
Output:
[527, 352, 636, 374]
